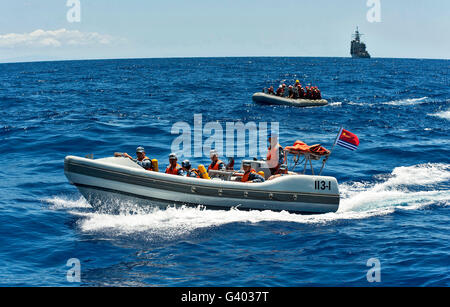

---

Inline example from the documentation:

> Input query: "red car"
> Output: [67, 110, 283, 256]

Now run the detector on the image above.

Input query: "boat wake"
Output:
[44, 163, 449, 240]
[328, 102, 342, 107]
[347, 97, 430, 107]
[381, 96, 428, 106]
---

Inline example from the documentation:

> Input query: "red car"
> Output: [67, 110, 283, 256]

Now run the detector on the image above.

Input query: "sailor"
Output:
[165, 153, 184, 176]
[312, 86, 319, 100]
[297, 84, 305, 99]
[267, 86, 275, 95]
[292, 82, 299, 99]
[226, 157, 235, 171]
[241, 161, 265, 183]
[316, 87, 322, 99]
[276, 85, 284, 96]
[208, 150, 226, 171]
[181, 160, 200, 178]
[288, 85, 294, 98]
[305, 86, 312, 99]
[116, 146, 153, 171]
[267, 135, 285, 175]
[268, 164, 288, 181]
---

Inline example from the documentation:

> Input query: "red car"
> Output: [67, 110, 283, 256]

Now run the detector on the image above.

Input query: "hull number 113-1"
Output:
[315, 180, 332, 191]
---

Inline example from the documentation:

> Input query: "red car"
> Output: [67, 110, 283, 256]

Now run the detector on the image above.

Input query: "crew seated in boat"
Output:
[311, 86, 317, 100]
[240, 162, 265, 183]
[313, 86, 322, 100]
[291, 80, 301, 99]
[287, 85, 294, 98]
[266, 86, 275, 95]
[181, 160, 200, 178]
[268, 164, 288, 181]
[276, 84, 286, 96]
[208, 150, 226, 171]
[305, 86, 312, 99]
[292, 82, 300, 99]
[304, 86, 322, 100]
[267, 135, 285, 175]
[115, 146, 154, 171]
[297, 84, 305, 99]
[165, 153, 184, 176]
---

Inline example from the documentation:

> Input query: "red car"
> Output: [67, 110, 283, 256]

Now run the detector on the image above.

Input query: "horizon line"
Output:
[1, 55, 449, 65]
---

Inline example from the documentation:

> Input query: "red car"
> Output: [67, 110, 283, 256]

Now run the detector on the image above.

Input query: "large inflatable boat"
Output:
[64, 155, 340, 214]
[252, 92, 328, 107]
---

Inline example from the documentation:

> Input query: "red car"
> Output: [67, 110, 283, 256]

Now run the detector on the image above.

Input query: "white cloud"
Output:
[0, 29, 118, 48]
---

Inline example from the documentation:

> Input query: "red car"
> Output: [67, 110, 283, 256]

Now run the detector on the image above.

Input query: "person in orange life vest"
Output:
[281, 84, 287, 96]
[208, 150, 226, 171]
[310, 86, 316, 100]
[275, 85, 284, 96]
[313, 86, 320, 100]
[292, 80, 300, 99]
[241, 161, 265, 183]
[268, 164, 288, 181]
[115, 146, 153, 171]
[267, 135, 284, 175]
[315, 86, 322, 99]
[165, 153, 184, 176]
[297, 84, 305, 99]
[267, 86, 275, 95]
[305, 86, 312, 99]
[181, 160, 200, 178]
[226, 157, 235, 171]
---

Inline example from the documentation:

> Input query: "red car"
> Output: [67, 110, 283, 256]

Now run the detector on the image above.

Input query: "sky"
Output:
[0, 0, 449, 62]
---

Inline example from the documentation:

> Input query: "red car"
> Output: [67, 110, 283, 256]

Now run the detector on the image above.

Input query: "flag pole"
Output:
[319, 126, 343, 176]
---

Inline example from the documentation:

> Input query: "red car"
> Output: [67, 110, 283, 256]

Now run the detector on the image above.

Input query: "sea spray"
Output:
[44, 163, 450, 240]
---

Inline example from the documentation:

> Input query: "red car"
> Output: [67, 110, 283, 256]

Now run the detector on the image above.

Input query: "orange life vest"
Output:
[137, 156, 153, 171]
[208, 160, 224, 171]
[267, 144, 281, 161]
[188, 169, 201, 178]
[242, 169, 256, 182]
[165, 163, 182, 175]
[138, 156, 150, 161]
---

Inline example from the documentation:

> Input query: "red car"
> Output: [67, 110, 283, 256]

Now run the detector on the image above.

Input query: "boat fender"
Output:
[198, 164, 210, 180]
[151, 159, 159, 172]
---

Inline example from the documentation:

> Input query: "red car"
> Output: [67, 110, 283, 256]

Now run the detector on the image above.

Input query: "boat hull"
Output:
[351, 54, 371, 59]
[64, 156, 340, 214]
[252, 93, 328, 107]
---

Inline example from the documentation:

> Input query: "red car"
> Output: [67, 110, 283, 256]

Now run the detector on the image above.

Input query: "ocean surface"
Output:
[0, 57, 449, 287]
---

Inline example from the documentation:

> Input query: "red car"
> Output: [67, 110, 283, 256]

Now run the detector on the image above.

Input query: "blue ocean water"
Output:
[0, 57, 449, 286]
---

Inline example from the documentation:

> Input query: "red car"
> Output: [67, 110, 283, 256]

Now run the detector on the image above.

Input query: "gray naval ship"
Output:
[350, 27, 371, 58]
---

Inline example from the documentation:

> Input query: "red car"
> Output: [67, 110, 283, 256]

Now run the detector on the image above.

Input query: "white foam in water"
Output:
[428, 109, 450, 120]
[43, 195, 91, 209]
[382, 97, 428, 106]
[45, 163, 450, 238]
[328, 102, 342, 107]
[348, 101, 371, 106]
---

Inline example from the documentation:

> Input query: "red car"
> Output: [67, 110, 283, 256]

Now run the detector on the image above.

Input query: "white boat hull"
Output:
[252, 92, 328, 107]
[64, 156, 340, 214]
